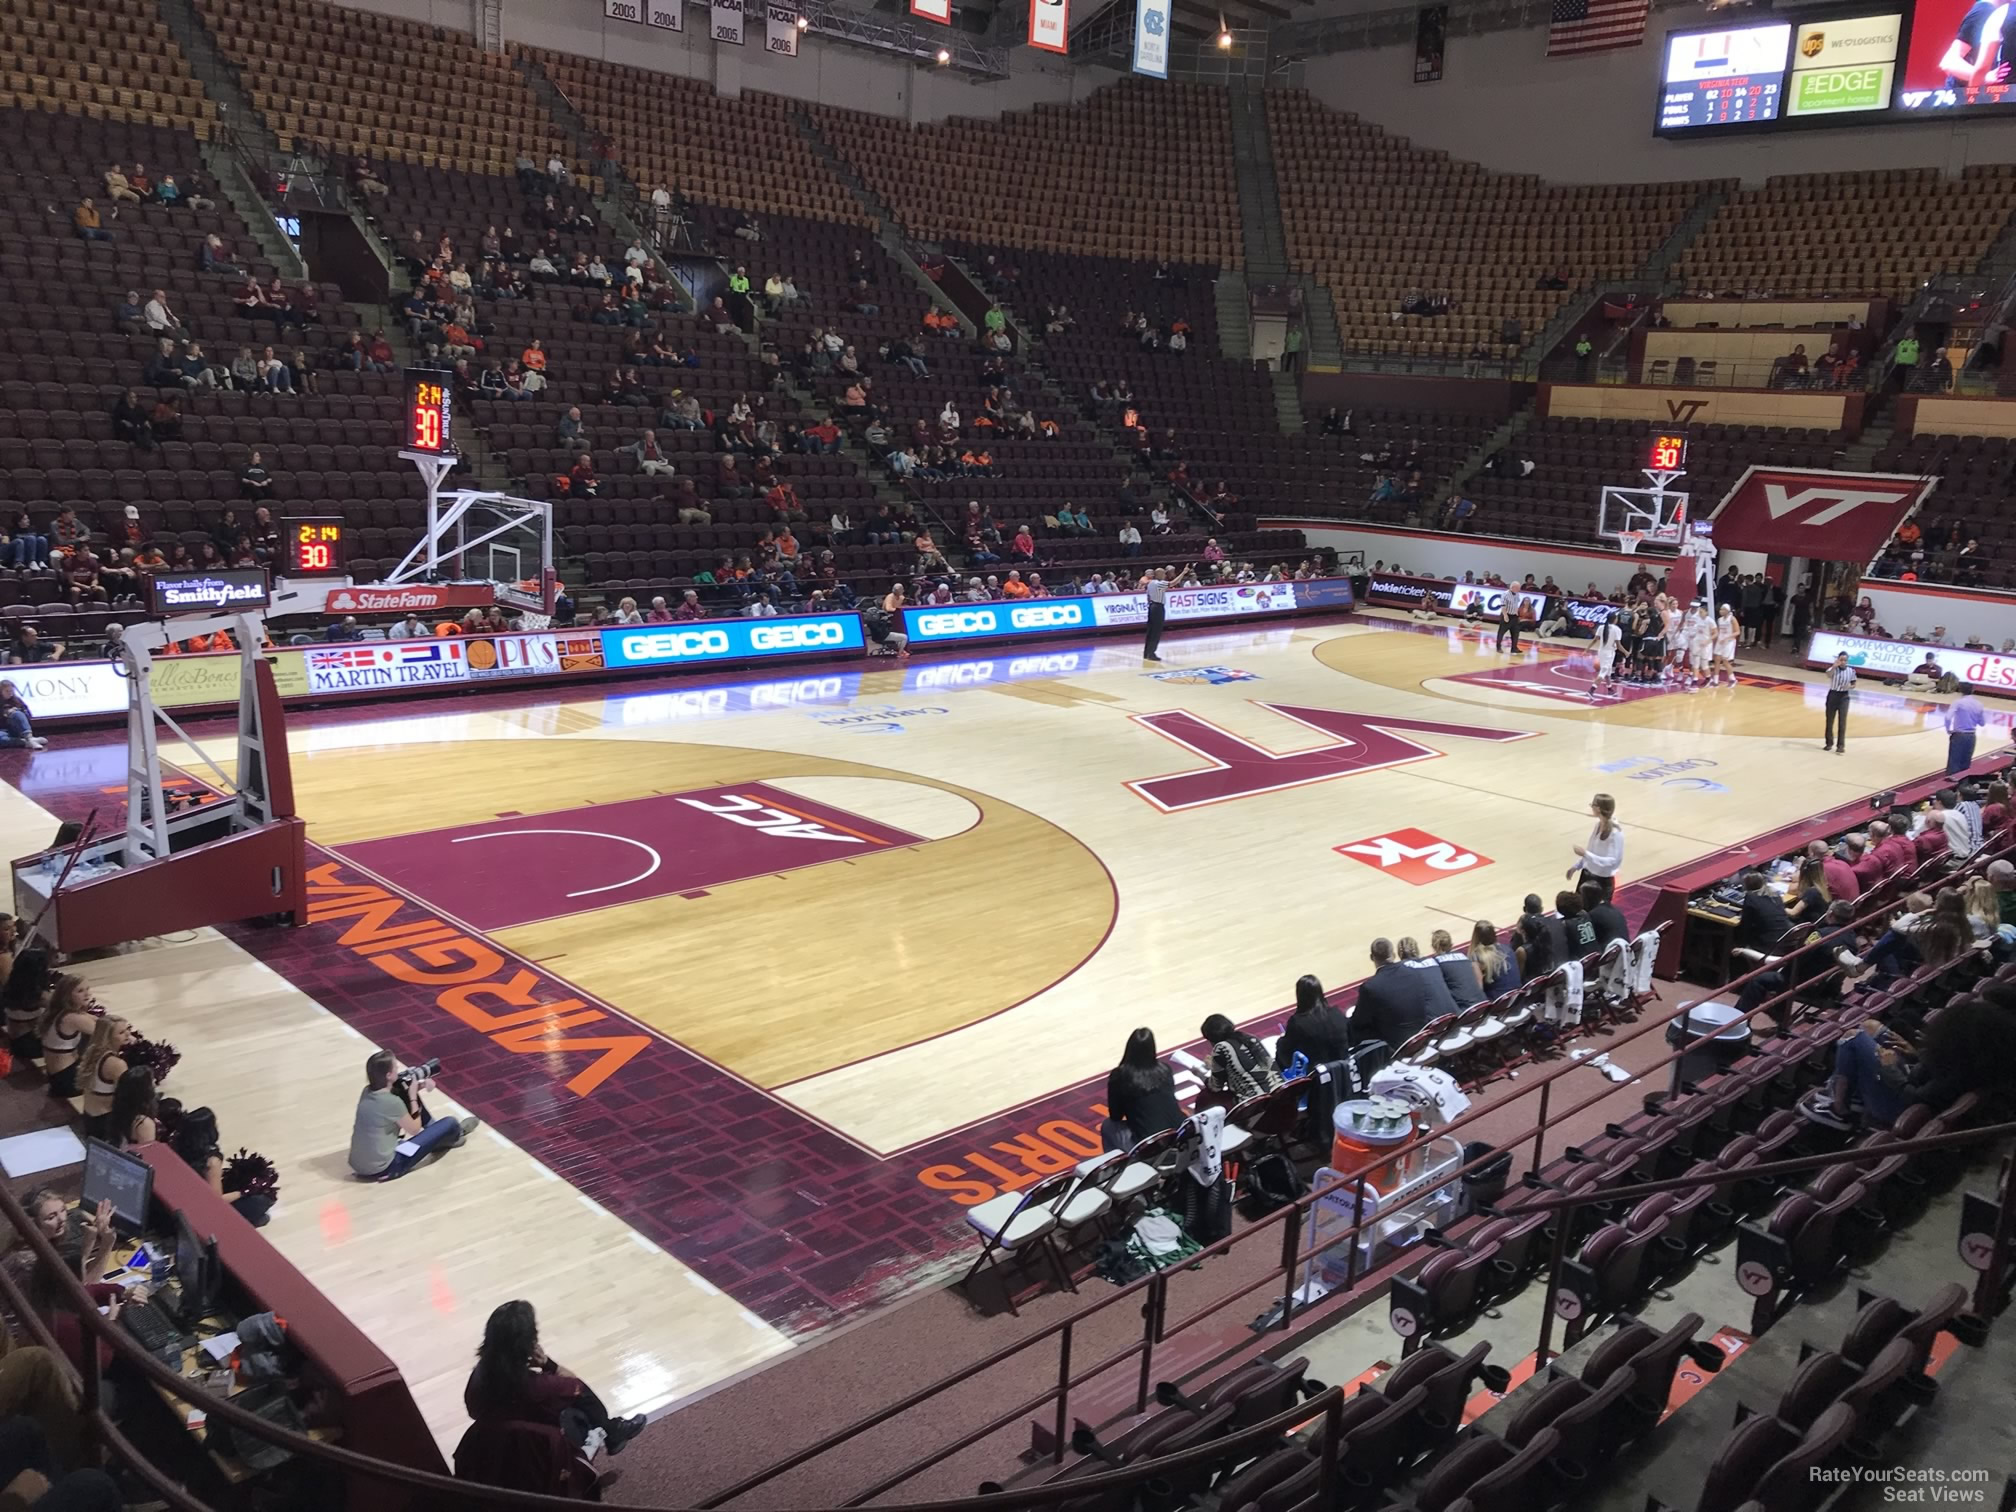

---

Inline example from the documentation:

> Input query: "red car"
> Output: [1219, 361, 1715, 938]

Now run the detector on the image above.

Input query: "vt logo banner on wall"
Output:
[1029, 0, 1069, 52]
[1133, 0, 1170, 75]
[711, 0, 745, 43]
[1706, 465, 1936, 561]
[766, 3, 801, 53]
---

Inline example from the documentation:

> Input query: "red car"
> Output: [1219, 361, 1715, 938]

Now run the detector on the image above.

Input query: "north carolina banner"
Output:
[711, 0, 744, 42]
[1414, 3, 1446, 80]
[1133, 0, 1170, 76]
[1029, 0, 1069, 52]
[766, 3, 800, 53]
[1706, 466, 1937, 562]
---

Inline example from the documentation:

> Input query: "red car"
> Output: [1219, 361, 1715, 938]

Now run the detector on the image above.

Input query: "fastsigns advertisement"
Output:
[1807, 631, 2016, 692]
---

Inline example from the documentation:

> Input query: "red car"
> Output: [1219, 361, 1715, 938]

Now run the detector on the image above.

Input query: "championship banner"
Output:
[711, 0, 745, 43]
[1132, 0, 1170, 76]
[605, 0, 645, 20]
[647, 0, 683, 28]
[1029, 0, 1069, 53]
[910, 0, 951, 21]
[766, 3, 800, 53]
[1414, 3, 1446, 81]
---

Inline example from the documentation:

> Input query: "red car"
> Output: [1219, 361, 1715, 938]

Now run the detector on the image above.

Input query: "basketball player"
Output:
[1940, 0, 2011, 90]
[1685, 605, 1714, 690]
[1659, 595, 1684, 682]
[1633, 603, 1664, 685]
[1712, 603, 1739, 687]
[1589, 612, 1624, 701]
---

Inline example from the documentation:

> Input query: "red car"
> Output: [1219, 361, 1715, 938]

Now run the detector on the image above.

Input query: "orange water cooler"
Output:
[1330, 1097, 1422, 1193]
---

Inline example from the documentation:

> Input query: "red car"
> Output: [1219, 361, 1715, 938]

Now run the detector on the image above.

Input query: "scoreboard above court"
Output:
[1648, 434, 1688, 473]
[288, 517, 346, 578]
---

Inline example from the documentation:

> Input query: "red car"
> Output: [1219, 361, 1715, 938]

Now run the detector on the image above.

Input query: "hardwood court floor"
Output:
[189, 615, 1971, 1157]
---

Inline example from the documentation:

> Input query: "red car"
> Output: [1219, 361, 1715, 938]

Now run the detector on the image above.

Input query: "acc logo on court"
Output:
[918, 610, 998, 636]
[751, 621, 848, 651]
[1009, 603, 1085, 630]
[1335, 828, 1493, 885]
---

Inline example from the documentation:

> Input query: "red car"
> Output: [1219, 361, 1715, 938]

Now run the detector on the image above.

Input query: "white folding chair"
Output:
[961, 1168, 1074, 1314]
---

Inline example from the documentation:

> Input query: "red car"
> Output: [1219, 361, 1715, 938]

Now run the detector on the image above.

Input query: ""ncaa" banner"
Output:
[1132, 0, 1170, 75]
[1029, 0, 1068, 52]
[711, 0, 744, 43]
[766, 3, 800, 52]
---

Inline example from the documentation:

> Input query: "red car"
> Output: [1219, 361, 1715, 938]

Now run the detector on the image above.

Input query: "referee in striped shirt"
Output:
[1823, 651, 1855, 754]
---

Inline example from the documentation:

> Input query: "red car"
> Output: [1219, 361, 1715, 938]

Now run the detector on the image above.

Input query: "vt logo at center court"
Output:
[1336, 828, 1493, 885]
[1127, 703, 1537, 812]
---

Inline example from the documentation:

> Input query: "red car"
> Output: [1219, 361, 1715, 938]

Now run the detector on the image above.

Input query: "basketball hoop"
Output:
[1616, 532, 1644, 556]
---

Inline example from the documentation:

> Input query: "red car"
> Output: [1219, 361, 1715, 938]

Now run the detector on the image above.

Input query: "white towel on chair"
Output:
[1595, 941, 1630, 1000]
[1545, 960, 1584, 1025]
[1370, 1064, 1471, 1127]
[1627, 931, 1658, 995]
[1185, 1106, 1227, 1186]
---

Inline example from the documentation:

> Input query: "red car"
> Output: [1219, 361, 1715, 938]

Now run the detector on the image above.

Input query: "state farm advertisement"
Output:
[320, 583, 496, 615]
[1807, 631, 2016, 692]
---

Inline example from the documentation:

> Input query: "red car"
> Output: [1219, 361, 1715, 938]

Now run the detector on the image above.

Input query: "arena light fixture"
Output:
[936, 46, 951, 62]
[1217, 20, 1234, 47]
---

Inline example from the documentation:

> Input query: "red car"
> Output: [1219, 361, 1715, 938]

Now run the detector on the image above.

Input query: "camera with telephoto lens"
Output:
[393, 1057, 441, 1093]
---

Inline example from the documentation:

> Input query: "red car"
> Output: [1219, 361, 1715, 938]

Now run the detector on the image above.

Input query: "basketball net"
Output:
[1616, 531, 1644, 556]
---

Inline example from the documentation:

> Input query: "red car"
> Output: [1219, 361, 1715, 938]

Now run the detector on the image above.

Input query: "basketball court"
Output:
[8, 609, 2000, 1446]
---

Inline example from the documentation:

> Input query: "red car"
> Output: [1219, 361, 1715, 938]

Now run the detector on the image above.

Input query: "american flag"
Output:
[1547, 0, 1648, 56]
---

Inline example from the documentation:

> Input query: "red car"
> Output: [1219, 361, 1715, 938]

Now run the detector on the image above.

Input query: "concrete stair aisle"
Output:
[204, 141, 306, 281]
[511, 54, 676, 310]
[1270, 369, 1303, 434]
[1225, 87, 1288, 280]
[791, 108, 971, 335]
[154, 0, 284, 161]
[1216, 272, 1252, 362]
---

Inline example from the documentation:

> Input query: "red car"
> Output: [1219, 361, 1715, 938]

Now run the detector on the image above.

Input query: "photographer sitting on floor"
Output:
[348, 1051, 479, 1181]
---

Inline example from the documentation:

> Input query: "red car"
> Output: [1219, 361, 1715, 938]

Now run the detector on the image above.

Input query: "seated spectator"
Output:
[1581, 883, 1628, 945]
[230, 346, 263, 392]
[1007, 524, 1036, 562]
[1274, 974, 1353, 1072]
[143, 288, 180, 335]
[623, 430, 675, 478]
[566, 454, 598, 499]
[554, 407, 590, 449]
[71, 197, 109, 242]
[1200, 1014, 1280, 1102]
[256, 346, 293, 393]
[110, 389, 152, 449]
[200, 233, 241, 276]
[0, 679, 46, 750]
[1103, 1028, 1181, 1149]
[466, 1298, 643, 1469]
[237, 451, 275, 502]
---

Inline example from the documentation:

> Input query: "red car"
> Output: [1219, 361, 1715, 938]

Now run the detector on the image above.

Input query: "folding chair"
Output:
[962, 1168, 1074, 1315]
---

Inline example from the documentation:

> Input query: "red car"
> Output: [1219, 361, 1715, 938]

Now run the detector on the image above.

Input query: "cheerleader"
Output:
[1712, 603, 1740, 687]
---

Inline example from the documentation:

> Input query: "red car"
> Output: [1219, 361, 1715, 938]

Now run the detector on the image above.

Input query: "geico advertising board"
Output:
[903, 582, 1312, 646]
[1807, 631, 2016, 691]
[600, 614, 864, 668]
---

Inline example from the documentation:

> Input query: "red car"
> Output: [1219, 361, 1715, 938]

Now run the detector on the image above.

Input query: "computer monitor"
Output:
[79, 1138, 152, 1236]
[173, 1210, 217, 1320]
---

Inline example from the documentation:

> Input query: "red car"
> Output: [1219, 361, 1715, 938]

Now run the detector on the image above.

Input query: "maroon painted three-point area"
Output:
[338, 784, 921, 930]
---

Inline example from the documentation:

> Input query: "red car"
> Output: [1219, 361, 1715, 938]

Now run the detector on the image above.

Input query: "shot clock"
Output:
[404, 368, 454, 456]
[1647, 434, 1688, 473]
[287, 517, 346, 577]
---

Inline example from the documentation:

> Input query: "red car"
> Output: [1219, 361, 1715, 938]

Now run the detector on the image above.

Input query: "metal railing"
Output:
[700, 826, 2016, 1507]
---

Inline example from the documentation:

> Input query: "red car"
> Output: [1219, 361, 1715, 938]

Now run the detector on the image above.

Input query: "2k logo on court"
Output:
[1335, 828, 1492, 885]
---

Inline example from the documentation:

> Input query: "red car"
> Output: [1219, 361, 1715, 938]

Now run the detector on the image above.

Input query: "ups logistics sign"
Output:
[1706, 466, 1936, 561]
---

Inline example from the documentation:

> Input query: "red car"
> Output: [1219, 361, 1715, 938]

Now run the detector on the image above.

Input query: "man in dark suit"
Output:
[1582, 881, 1629, 946]
[1353, 938, 1457, 1051]
[1735, 871, 1794, 954]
